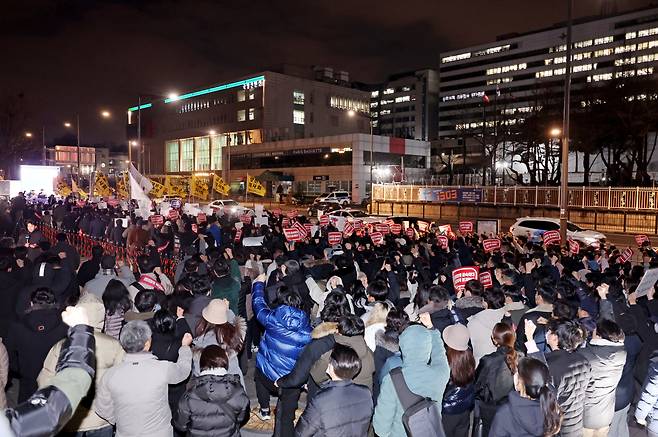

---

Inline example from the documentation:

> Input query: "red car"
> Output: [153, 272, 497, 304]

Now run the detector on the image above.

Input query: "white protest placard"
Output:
[255, 204, 264, 217]
[242, 236, 264, 247]
[97, 201, 107, 210]
[254, 216, 269, 228]
[636, 268, 658, 297]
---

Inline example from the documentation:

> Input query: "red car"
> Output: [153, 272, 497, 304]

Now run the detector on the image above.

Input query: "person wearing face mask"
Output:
[489, 357, 563, 436]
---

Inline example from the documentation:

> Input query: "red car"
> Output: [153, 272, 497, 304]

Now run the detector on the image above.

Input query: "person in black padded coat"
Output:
[174, 345, 249, 437]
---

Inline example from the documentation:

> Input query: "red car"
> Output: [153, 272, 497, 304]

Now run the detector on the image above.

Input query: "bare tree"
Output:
[0, 93, 35, 179]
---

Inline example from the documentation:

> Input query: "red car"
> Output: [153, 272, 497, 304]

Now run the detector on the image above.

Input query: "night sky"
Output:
[0, 0, 649, 147]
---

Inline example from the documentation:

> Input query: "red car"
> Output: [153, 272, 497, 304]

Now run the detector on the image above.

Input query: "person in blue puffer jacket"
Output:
[252, 274, 311, 437]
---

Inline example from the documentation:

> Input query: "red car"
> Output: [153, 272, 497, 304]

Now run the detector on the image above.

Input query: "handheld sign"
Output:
[376, 223, 390, 234]
[319, 215, 329, 227]
[418, 221, 430, 232]
[437, 235, 449, 249]
[618, 248, 634, 264]
[391, 223, 402, 235]
[283, 227, 302, 242]
[459, 221, 474, 234]
[370, 231, 384, 245]
[343, 221, 355, 237]
[543, 230, 561, 246]
[636, 268, 658, 297]
[328, 232, 343, 246]
[149, 215, 164, 226]
[405, 227, 415, 239]
[452, 266, 480, 292]
[568, 239, 580, 255]
[292, 221, 308, 239]
[479, 271, 493, 289]
[483, 238, 501, 253]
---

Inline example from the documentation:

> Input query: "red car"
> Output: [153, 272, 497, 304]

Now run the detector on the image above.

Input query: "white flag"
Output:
[128, 163, 153, 194]
[129, 169, 152, 219]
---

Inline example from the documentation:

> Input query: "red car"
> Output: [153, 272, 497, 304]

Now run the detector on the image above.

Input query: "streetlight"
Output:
[63, 115, 81, 184]
[209, 130, 216, 135]
[64, 122, 72, 128]
[101, 110, 111, 118]
[550, 127, 562, 138]
[559, 0, 574, 242]
[24, 132, 32, 138]
[168, 92, 180, 101]
[347, 109, 374, 201]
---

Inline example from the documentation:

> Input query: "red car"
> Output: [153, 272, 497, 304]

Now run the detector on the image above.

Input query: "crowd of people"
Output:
[3, 191, 658, 437]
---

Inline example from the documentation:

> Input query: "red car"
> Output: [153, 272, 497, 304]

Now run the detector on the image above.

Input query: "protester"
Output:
[441, 323, 476, 437]
[102, 279, 133, 339]
[83, 255, 134, 299]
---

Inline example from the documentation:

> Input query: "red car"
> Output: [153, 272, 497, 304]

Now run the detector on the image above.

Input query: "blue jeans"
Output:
[64, 426, 114, 437]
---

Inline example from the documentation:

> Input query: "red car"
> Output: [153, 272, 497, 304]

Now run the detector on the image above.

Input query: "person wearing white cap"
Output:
[193, 298, 246, 388]
[441, 324, 476, 437]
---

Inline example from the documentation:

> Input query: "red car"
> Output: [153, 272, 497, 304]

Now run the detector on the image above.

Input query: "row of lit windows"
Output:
[329, 96, 369, 113]
[236, 108, 255, 122]
[627, 27, 658, 39]
[455, 118, 519, 130]
[586, 67, 655, 83]
[545, 52, 592, 65]
[486, 62, 527, 75]
[442, 90, 485, 102]
[443, 44, 513, 64]
[550, 36, 614, 53]
[487, 77, 513, 85]
[293, 91, 305, 105]
[535, 63, 596, 78]
[501, 106, 541, 115]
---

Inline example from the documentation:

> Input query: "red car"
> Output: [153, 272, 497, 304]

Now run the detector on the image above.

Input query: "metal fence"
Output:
[373, 184, 658, 211]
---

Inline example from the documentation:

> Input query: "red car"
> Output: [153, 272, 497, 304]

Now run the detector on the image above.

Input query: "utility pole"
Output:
[559, 0, 574, 242]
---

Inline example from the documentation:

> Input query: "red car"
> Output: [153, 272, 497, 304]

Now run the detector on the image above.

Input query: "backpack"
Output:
[390, 367, 446, 437]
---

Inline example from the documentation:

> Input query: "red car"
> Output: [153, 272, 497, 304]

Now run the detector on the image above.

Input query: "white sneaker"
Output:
[257, 408, 271, 421]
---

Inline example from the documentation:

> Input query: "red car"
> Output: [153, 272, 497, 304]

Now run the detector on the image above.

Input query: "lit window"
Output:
[166, 141, 179, 172]
[474, 44, 511, 57]
[574, 39, 593, 48]
[626, 31, 637, 39]
[637, 67, 654, 75]
[554, 68, 566, 75]
[615, 70, 636, 78]
[615, 57, 636, 66]
[594, 48, 614, 57]
[180, 139, 194, 172]
[639, 27, 658, 38]
[329, 96, 369, 113]
[237, 90, 246, 102]
[402, 86, 411, 92]
[380, 109, 391, 115]
[395, 95, 410, 103]
[383, 88, 394, 95]
[587, 73, 613, 82]
[638, 54, 656, 63]
[370, 102, 378, 108]
[194, 136, 210, 171]
[293, 110, 305, 124]
[572, 64, 593, 73]
[441, 52, 471, 63]
[248, 90, 256, 100]
[536, 70, 553, 78]
[615, 44, 636, 54]
[249, 108, 255, 120]
[293, 90, 305, 105]
[237, 110, 246, 122]
[594, 36, 614, 45]
[371, 91, 379, 98]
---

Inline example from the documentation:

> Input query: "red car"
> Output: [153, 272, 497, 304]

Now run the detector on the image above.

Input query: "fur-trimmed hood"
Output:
[311, 321, 339, 339]
[375, 329, 400, 353]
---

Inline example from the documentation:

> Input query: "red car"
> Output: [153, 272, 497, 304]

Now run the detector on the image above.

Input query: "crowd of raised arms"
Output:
[3, 191, 658, 437]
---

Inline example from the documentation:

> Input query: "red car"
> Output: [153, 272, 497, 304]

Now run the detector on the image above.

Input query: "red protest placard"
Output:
[168, 209, 180, 220]
[479, 271, 493, 289]
[452, 266, 480, 292]
[293, 221, 308, 239]
[459, 221, 474, 234]
[343, 221, 355, 237]
[618, 248, 634, 263]
[283, 227, 302, 242]
[568, 239, 580, 255]
[328, 231, 342, 246]
[418, 221, 430, 232]
[437, 235, 449, 249]
[149, 215, 164, 226]
[406, 227, 415, 239]
[391, 223, 402, 235]
[376, 223, 390, 234]
[543, 230, 561, 246]
[304, 223, 313, 234]
[370, 231, 384, 245]
[319, 215, 329, 227]
[107, 198, 120, 207]
[636, 234, 650, 246]
[483, 238, 501, 252]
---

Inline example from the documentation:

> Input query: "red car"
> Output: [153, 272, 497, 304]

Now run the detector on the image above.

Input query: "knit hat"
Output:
[442, 324, 470, 351]
[202, 299, 229, 325]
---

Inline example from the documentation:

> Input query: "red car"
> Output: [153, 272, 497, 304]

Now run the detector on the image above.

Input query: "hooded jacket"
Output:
[6, 304, 68, 402]
[295, 379, 373, 437]
[38, 294, 126, 432]
[468, 307, 507, 364]
[174, 371, 249, 437]
[252, 281, 312, 381]
[580, 339, 627, 429]
[15, 262, 73, 315]
[489, 391, 546, 437]
[210, 259, 241, 314]
[372, 325, 450, 437]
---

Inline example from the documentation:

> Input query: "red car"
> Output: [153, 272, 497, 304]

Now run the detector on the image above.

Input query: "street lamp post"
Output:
[64, 115, 81, 184]
[559, 0, 574, 242]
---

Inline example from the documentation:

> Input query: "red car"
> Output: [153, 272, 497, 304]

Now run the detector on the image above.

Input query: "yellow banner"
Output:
[247, 174, 266, 197]
[212, 174, 230, 196]
[149, 178, 167, 198]
[116, 173, 129, 198]
[93, 172, 111, 197]
[165, 176, 187, 197]
[190, 175, 209, 200]
[56, 179, 72, 197]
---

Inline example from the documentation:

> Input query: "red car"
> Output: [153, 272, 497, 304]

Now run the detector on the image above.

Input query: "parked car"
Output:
[510, 217, 606, 245]
[208, 199, 254, 216]
[314, 190, 351, 206]
[307, 202, 342, 218]
[328, 209, 381, 230]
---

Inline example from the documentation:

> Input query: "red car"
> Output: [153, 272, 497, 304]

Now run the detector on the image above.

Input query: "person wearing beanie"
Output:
[83, 255, 135, 300]
[441, 323, 476, 437]
[38, 293, 126, 436]
[193, 298, 247, 388]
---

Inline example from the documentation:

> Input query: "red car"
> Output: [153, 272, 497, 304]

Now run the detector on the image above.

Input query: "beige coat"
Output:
[38, 294, 126, 432]
[0, 338, 8, 409]
[94, 347, 192, 437]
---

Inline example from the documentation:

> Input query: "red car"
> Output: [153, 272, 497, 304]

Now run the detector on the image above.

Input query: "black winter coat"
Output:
[543, 349, 591, 437]
[442, 380, 475, 415]
[294, 379, 373, 437]
[489, 391, 545, 437]
[174, 373, 249, 437]
[6, 306, 68, 402]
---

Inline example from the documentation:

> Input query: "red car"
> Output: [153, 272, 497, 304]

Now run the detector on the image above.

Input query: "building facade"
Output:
[437, 6, 658, 182]
[223, 133, 429, 203]
[49, 145, 96, 176]
[129, 68, 372, 178]
[369, 69, 439, 141]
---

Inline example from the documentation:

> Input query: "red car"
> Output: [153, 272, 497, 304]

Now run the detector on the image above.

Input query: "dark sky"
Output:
[0, 0, 650, 146]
